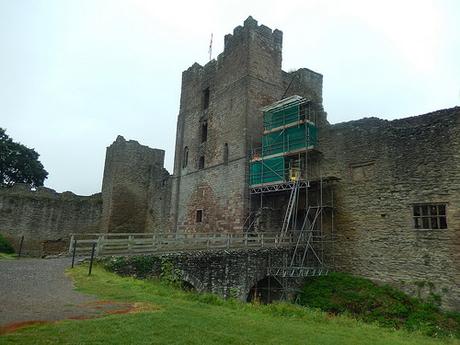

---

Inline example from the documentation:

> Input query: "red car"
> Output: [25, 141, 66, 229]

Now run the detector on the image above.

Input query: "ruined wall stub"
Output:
[170, 17, 325, 233]
[101, 135, 170, 233]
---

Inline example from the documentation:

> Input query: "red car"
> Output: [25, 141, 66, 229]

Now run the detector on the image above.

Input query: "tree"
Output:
[0, 128, 48, 188]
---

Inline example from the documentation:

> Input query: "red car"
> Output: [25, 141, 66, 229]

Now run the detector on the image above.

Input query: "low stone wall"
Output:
[0, 184, 102, 256]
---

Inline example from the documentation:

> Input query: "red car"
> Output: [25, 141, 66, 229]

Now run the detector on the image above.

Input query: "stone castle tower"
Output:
[101, 135, 170, 233]
[170, 17, 326, 233]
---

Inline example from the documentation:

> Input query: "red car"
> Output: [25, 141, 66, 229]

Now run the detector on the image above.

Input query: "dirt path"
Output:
[0, 258, 103, 327]
[0, 257, 145, 335]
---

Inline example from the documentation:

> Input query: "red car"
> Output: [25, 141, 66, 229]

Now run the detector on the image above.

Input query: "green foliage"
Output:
[101, 255, 186, 288]
[0, 233, 14, 254]
[99, 255, 161, 278]
[159, 258, 182, 287]
[0, 128, 48, 188]
[299, 272, 460, 338]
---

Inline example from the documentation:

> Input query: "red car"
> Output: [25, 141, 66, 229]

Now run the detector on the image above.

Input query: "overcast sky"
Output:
[1, 0, 459, 195]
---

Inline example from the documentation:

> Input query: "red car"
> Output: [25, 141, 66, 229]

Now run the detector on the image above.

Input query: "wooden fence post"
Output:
[69, 235, 75, 255]
[71, 239, 77, 268]
[88, 243, 96, 276]
[128, 235, 134, 253]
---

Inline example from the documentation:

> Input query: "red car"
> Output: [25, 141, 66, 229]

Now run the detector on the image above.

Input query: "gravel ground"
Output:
[0, 258, 100, 326]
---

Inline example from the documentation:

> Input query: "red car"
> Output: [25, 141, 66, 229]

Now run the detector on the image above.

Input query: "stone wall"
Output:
[317, 107, 460, 310]
[0, 184, 102, 256]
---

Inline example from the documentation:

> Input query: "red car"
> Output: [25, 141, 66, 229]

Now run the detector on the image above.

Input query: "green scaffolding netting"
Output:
[263, 104, 300, 130]
[250, 157, 285, 185]
[262, 124, 317, 157]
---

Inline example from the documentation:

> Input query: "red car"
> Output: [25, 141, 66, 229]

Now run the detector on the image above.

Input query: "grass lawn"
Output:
[0, 252, 16, 260]
[1, 265, 459, 345]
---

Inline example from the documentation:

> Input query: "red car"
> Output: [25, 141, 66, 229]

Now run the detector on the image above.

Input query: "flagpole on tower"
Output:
[209, 33, 213, 61]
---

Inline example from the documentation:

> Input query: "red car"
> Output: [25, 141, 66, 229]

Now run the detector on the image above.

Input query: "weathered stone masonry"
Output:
[101, 135, 171, 234]
[317, 108, 460, 311]
[103, 248, 294, 302]
[0, 184, 102, 256]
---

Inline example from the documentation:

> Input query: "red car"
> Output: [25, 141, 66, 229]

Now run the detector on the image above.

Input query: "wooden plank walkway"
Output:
[69, 232, 294, 257]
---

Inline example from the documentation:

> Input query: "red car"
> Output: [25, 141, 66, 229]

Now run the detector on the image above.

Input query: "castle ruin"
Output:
[0, 17, 458, 310]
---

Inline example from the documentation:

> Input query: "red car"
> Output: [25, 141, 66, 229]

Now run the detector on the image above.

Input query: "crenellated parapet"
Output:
[223, 16, 283, 54]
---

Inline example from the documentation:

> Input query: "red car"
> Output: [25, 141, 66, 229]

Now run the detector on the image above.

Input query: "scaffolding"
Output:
[246, 95, 337, 302]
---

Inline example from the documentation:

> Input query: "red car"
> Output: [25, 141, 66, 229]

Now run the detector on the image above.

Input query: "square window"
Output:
[412, 204, 447, 230]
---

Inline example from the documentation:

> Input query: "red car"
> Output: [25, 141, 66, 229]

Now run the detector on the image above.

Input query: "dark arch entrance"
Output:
[181, 280, 196, 292]
[246, 276, 283, 304]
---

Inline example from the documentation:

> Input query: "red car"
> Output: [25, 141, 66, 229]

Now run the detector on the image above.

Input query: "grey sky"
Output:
[1, 0, 459, 195]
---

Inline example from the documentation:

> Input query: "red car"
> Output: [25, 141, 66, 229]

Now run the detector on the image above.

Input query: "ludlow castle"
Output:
[1, 17, 458, 310]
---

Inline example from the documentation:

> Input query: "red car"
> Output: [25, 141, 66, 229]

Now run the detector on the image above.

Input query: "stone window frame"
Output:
[196, 209, 203, 223]
[412, 203, 447, 230]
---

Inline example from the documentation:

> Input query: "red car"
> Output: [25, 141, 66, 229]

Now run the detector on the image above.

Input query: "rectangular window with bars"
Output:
[413, 204, 447, 229]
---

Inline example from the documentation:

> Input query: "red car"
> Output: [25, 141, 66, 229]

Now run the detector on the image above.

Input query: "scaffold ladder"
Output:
[280, 180, 300, 239]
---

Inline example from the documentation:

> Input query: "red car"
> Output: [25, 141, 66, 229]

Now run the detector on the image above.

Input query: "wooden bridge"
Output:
[69, 232, 295, 257]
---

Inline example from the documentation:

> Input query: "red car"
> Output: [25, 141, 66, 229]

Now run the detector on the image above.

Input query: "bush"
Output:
[0, 234, 14, 254]
[99, 255, 162, 278]
[299, 272, 460, 338]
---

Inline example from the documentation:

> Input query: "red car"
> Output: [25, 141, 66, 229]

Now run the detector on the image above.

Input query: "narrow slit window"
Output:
[198, 156, 205, 169]
[182, 146, 189, 168]
[196, 209, 203, 223]
[201, 121, 208, 143]
[223, 143, 229, 165]
[203, 88, 210, 110]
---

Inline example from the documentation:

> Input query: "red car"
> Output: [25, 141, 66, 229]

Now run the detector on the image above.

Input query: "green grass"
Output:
[0, 252, 16, 260]
[1, 266, 459, 345]
[299, 272, 460, 338]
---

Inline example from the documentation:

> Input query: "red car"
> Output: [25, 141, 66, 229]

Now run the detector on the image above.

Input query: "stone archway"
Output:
[180, 271, 205, 293]
[246, 276, 283, 304]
